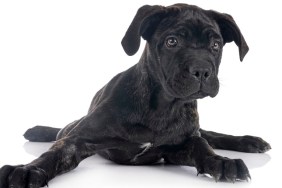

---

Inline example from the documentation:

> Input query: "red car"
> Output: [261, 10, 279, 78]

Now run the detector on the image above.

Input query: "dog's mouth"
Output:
[174, 90, 211, 101]
[188, 90, 209, 99]
[164, 83, 209, 100]
[164, 77, 219, 100]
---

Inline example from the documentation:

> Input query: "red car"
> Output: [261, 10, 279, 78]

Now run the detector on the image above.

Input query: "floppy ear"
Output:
[121, 5, 166, 56]
[208, 11, 249, 61]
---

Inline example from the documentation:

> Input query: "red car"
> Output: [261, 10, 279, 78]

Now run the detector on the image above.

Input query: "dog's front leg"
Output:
[163, 136, 251, 182]
[0, 136, 95, 188]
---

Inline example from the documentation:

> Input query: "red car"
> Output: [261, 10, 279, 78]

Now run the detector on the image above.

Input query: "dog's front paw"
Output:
[0, 165, 48, 188]
[197, 155, 251, 182]
[239, 135, 271, 153]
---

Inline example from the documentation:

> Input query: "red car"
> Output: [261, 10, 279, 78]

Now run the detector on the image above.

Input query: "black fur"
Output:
[0, 4, 270, 187]
[24, 126, 60, 142]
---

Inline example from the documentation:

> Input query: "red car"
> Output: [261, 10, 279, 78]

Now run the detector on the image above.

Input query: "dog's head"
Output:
[122, 4, 249, 100]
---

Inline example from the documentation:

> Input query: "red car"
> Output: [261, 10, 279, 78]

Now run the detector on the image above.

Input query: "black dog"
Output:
[0, 3, 271, 187]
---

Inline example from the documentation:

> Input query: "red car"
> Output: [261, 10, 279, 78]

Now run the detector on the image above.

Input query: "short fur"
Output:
[0, 4, 271, 187]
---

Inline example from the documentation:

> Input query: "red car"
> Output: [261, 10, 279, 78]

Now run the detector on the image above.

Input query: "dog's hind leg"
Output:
[24, 126, 61, 142]
[24, 117, 84, 142]
[0, 111, 147, 187]
[199, 128, 271, 153]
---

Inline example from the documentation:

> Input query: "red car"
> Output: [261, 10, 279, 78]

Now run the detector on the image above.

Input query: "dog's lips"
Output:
[166, 81, 212, 99]
[170, 81, 218, 100]
[189, 90, 209, 99]
[172, 90, 210, 102]
[165, 83, 210, 100]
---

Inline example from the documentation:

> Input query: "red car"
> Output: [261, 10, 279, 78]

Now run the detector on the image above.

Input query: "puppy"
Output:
[0, 3, 271, 187]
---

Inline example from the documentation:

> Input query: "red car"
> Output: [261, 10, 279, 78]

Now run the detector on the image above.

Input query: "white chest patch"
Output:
[140, 142, 153, 149]
[131, 142, 153, 163]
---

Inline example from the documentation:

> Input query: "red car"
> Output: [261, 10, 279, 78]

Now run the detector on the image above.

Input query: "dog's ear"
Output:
[208, 11, 249, 61]
[121, 5, 166, 56]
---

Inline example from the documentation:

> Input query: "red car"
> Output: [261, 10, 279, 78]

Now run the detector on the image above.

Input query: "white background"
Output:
[0, 0, 281, 187]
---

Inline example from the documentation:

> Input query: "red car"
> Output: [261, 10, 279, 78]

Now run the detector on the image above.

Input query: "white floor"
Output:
[0, 135, 278, 188]
[0, 0, 281, 187]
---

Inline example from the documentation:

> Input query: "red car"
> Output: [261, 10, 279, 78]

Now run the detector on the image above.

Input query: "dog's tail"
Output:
[23, 126, 61, 142]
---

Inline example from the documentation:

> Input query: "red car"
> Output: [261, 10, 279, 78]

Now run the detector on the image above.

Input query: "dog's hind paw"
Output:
[238, 136, 271, 153]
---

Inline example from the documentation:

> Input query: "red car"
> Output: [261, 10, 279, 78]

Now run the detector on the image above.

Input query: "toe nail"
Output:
[247, 174, 252, 182]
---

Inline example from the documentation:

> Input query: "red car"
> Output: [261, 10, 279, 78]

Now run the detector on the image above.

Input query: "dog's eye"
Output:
[166, 37, 178, 48]
[212, 42, 221, 50]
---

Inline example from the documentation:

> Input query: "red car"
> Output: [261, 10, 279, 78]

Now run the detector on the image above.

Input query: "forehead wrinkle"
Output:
[153, 8, 222, 47]
[169, 21, 220, 42]
[157, 9, 220, 35]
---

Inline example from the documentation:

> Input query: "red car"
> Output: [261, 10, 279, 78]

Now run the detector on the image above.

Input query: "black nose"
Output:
[190, 67, 212, 80]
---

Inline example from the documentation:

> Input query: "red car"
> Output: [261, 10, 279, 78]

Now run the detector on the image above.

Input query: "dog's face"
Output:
[122, 4, 249, 100]
[150, 9, 223, 99]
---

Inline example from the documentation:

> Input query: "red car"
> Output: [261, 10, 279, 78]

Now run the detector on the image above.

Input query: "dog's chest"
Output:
[145, 104, 199, 146]
[114, 101, 199, 147]
[102, 102, 200, 163]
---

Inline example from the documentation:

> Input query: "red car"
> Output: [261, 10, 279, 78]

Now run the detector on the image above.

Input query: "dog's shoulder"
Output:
[88, 64, 150, 114]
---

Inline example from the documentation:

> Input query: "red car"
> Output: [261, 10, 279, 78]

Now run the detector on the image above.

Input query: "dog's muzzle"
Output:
[189, 65, 212, 81]
[165, 60, 219, 100]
